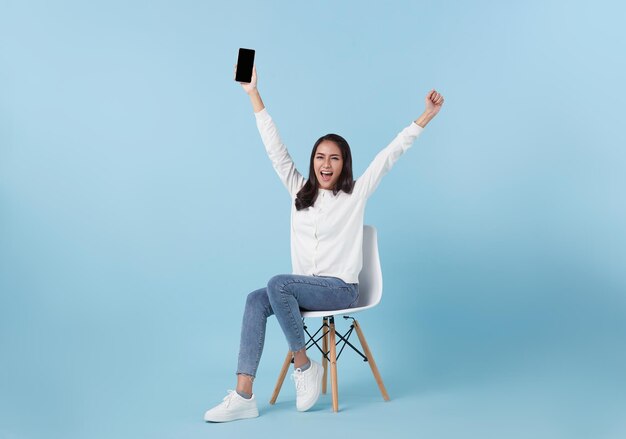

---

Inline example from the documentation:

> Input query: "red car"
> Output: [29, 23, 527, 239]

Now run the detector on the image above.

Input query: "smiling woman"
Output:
[204, 62, 444, 423]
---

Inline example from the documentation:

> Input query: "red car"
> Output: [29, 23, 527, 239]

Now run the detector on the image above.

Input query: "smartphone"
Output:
[235, 48, 255, 83]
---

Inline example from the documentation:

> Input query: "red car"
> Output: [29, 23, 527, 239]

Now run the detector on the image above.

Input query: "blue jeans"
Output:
[236, 274, 359, 378]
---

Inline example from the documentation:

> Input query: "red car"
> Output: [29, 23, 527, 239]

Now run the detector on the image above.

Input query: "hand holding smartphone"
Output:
[235, 48, 255, 83]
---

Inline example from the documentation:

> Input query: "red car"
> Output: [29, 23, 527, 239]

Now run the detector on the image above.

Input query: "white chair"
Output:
[269, 225, 389, 412]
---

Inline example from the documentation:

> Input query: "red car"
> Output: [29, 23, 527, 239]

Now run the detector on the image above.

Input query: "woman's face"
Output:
[314, 140, 343, 190]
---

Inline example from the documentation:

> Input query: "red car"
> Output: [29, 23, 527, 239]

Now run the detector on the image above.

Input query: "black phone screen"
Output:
[235, 48, 255, 83]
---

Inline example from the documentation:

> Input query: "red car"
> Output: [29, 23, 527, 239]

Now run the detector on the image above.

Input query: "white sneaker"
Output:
[203, 390, 259, 422]
[291, 360, 323, 412]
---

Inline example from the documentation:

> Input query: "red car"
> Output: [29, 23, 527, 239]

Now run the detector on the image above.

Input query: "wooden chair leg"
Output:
[353, 319, 390, 401]
[322, 317, 328, 395]
[269, 351, 293, 404]
[329, 317, 339, 412]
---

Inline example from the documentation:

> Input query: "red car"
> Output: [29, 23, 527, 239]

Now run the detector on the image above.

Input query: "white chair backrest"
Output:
[355, 225, 383, 308]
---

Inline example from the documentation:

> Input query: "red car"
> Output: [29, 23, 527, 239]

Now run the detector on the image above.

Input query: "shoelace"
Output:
[220, 390, 237, 408]
[291, 369, 306, 393]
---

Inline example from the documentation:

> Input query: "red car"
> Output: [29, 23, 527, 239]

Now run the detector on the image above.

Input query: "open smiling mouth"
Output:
[320, 171, 333, 182]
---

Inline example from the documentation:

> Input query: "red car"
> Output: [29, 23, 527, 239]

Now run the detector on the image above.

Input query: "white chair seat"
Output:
[301, 303, 379, 319]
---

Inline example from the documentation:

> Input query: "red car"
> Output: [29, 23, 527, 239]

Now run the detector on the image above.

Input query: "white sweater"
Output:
[255, 108, 424, 284]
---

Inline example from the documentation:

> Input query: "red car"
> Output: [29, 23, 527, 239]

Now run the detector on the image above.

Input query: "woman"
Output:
[204, 65, 444, 422]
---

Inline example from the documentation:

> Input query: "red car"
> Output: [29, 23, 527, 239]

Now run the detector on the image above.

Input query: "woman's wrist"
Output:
[249, 89, 265, 113]
[414, 111, 436, 128]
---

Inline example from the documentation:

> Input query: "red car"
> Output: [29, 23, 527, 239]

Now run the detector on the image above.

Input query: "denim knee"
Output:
[267, 274, 290, 299]
[245, 289, 271, 316]
[246, 289, 263, 305]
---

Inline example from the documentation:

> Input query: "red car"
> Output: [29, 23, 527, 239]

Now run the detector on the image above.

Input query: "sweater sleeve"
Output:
[255, 108, 306, 198]
[355, 122, 424, 199]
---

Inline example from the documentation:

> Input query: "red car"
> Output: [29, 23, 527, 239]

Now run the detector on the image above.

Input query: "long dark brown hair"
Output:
[295, 134, 355, 210]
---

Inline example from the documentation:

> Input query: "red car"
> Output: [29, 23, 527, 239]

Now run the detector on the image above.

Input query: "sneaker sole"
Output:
[204, 408, 259, 423]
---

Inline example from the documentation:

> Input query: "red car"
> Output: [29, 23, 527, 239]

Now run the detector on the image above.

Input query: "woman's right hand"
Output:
[234, 64, 258, 94]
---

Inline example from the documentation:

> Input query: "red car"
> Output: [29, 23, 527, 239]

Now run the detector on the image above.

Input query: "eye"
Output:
[332, 157, 339, 161]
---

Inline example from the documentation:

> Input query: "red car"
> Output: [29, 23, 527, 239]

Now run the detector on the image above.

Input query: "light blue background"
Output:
[1, 1, 625, 438]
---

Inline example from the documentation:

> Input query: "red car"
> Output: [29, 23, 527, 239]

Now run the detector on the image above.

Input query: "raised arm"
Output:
[236, 64, 265, 113]
[234, 64, 305, 198]
[356, 89, 445, 198]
